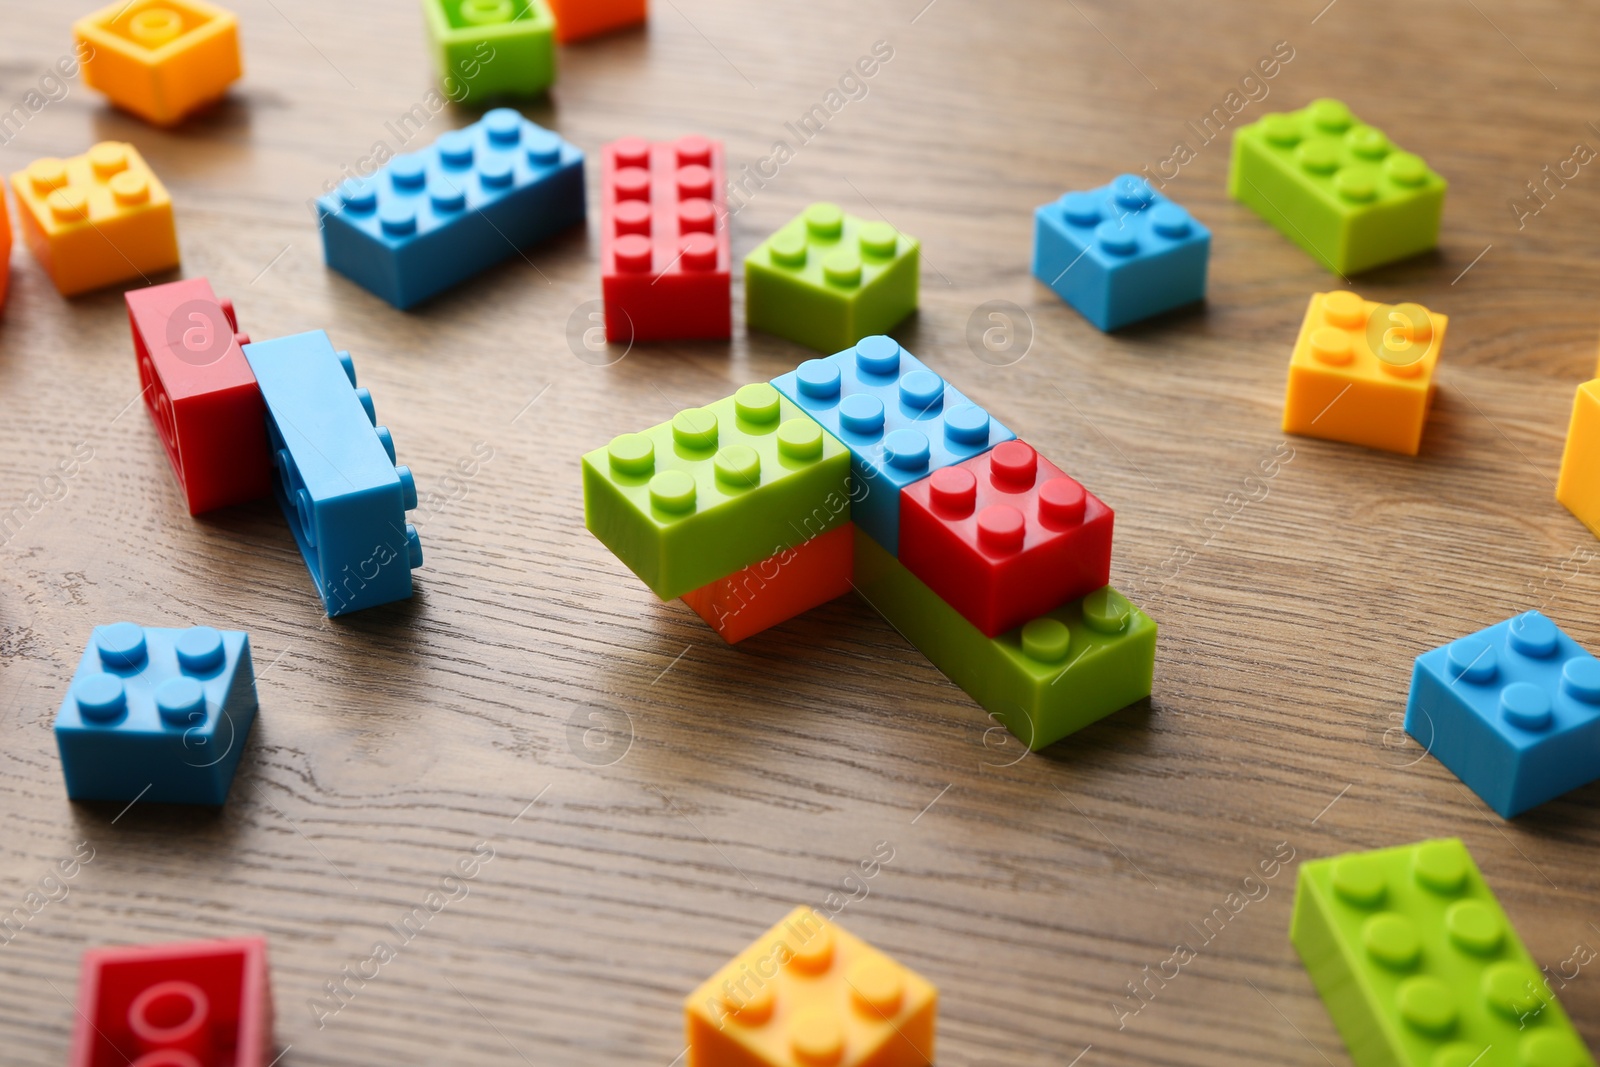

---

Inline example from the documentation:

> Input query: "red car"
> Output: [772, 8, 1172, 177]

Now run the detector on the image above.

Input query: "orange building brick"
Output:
[10, 142, 180, 297]
[686, 906, 936, 1067]
[75, 0, 242, 127]
[681, 524, 853, 644]
[1282, 290, 1445, 456]
[0, 190, 11, 311]
[547, 0, 646, 43]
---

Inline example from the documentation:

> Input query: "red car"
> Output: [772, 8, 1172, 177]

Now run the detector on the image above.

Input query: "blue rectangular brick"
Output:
[54, 623, 258, 805]
[316, 107, 585, 309]
[1032, 174, 1209, 331]
[772, 335, 1013, 554]
[243, 330, 423, 616]
[1406, 610, 1600, 818]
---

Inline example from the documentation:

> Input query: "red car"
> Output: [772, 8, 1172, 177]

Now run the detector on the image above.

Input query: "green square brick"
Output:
[1291, 838, 1594, 1067]
[852, 528, 1154, 750]
[745, 203, 919, 355]
[422, 0, 556, 102]
[1228, 98, 1446, 275]
[583, 383, 851, 601]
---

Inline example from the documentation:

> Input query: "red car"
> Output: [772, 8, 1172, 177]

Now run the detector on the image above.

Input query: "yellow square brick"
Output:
[1557, 380, 1600, 537]
[1282, 290, 1445, 456]
[10, 142, 179, 297]
[75, 0, 241, 127]
[685, 907, 936, 1067]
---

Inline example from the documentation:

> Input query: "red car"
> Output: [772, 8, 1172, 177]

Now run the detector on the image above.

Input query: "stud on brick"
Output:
[899, 440, 1113, 637]
[745, 203, 919, 354]
[421, 0, 556, 102]
[316, 107, 584, 309]
[1229, 98, 1447, 275]
[10, 141, 179, 296]
[242, 331, 423, 616]
[1032, 174, 1209, 331]
[127, 278, 270, 514]
[54, 623, 259, 805]
[1406, 610, 1600, 818]
[1282, 290, 1444, 456]
[600, 136, 730, 342]
[75, 0, 242, 126]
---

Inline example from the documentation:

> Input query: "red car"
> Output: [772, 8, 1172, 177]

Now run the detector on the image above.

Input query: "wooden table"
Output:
[2, 1, 1597, 1064]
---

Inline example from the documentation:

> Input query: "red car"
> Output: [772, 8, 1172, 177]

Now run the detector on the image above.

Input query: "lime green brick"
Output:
[422, 0, 556, 102]
[1291, 838, 1594, 1067]
[583, 384, 851, 601]
[745, 203, 919, 355]
[852, 528, 1154, 750]
[1228, 98, 1446, 275]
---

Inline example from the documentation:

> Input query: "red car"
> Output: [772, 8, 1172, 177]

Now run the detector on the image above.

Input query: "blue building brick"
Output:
[1032, 174, 1210, 331]
[1406, 610, 1600, 818]
[54, 624, 258, 805]
[316, 107, 585, 309]
[243, 330, 423, 616]
[772, 335, 1013, 554]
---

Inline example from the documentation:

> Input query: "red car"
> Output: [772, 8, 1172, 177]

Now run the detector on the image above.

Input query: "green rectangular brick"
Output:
[1228, 98, 1446, 275]
[583, 383, 851, 601]
[745, 203, 919, 355]
[852, 527, 1154, 750]
[422, 0, 556, 102]
[1291, 838, 1594, 1067]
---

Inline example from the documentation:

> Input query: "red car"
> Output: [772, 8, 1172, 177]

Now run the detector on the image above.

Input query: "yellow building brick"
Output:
[10, 142, 179, 297]
[1282, 290, 1445, 456]
[75, 0, 241, 127]
[1557, 380, 1600, 538]
[685, 907, 936, 1067]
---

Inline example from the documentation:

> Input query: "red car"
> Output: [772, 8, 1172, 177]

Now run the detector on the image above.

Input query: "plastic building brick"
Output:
[600, 136, 730, 342]
[53, 623, 258, 805]
[854, 529, 1155, 751]
[547, 0, 645, 42]
[685, 905, 936, 1067]
[682, 522, 853, 644]
[772, 336, 1014, 555]
[127, 278, 270, 515]
[242, 331, 423, 616]
[421, 0, 556, 103]
[75, 0, 242, 127]
[583, 383, 851, 601]
[1405, 610, 1600, 818]
[1556, 379, 1600, 540]
[316, 107, 584, 309]
[1282, 290, 1444, 456]
[899, 440, 1113, 638]
[1032, 174, 1210, 331]
[9, 142, 180, 296]
[0, 189, 10, 311]
[745, 203, 919, 355]
[69, 936, 274, 1067]
[1229, 98, 1447, 275]
[1291, 838, 1595, 1067]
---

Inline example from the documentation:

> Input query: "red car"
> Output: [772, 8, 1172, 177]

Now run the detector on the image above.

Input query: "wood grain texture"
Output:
[1, 1, 1599, 1064]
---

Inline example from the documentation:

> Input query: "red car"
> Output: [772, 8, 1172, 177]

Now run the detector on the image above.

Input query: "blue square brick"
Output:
[1406, 610, 1600, 818]
[316, 107, 585, 309]
[1032, 174, 1210, 331]
[243, 330, 423, 616]
[54, 623, 258, 806]
[772, 335, 1014, 554]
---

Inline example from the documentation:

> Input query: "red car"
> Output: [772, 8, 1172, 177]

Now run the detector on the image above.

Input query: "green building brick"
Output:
[745, 203, 919, 355]
[1291, 838, 1595, 1067]
[422, 0, 556, 102]
[852, 528, 1154, 750]
[583, 384, 851, 601]
[1228, 98, 1446, 275]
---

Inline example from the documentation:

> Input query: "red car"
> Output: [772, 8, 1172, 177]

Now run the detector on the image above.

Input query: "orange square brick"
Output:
[686, 906, 936, 1067]
[1282, 290, 1445, 456]
[0, 191, 11, 311]
[76, 0, 242, 126]
[681, 524, 853, 644]
[547, 0, 646, 42]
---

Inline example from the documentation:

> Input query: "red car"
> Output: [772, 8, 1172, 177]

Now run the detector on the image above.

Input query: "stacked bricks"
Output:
[583, 336, 1156, 751]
